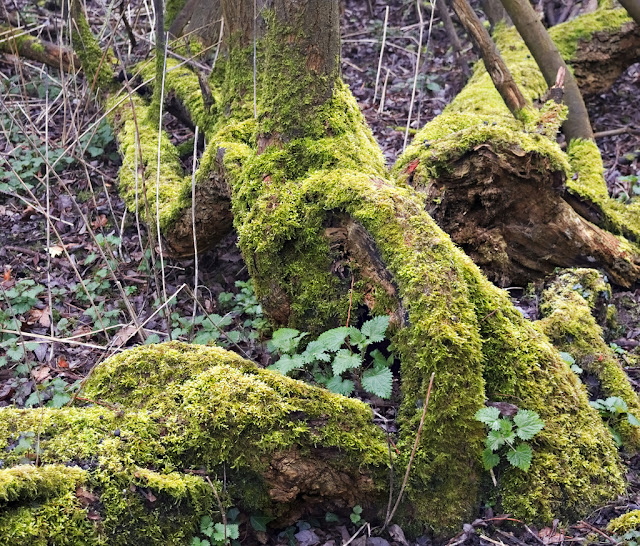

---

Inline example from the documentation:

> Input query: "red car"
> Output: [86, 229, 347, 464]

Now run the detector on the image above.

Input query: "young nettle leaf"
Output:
[486, 428, 511, 451]
[514, 409, 545, 440]
[326, 376, 355, 396]
[315, 327, 351, 352]
[361, 366, 393, 399]
[628, 413, 640, 427]
[482, 448, 500, 470]
[360, 315, 389, 344]
[303, 340, 332, 363]
[331, 350, 362, 375]
[558, 351, 575, 365]
[506, 443, 533, 471]
[213, 522, 239, 541]
[371, 349, 393, 369]
[269, 328, 305, 354]
[268, 354, 305, 375]
[606, 396, 629, 414]
[474, 407, 502, 430]
[347, 327, 367, 348]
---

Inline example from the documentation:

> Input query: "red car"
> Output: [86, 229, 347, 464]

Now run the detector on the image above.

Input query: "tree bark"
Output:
[499, 0, 594, 141]
[450, 0, 528, 120]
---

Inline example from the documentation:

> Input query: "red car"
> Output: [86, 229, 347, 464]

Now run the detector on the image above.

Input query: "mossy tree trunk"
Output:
[5, 0, 640, 541]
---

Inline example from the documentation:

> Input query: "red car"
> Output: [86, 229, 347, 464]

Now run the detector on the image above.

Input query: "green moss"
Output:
[106, 92, 190, 232]
[608, 510, 640, 534]
[537, 269, 640, 449]
[0, 343, 389, 543]
[70, 6, 116, 93]
[164, 0, 186, 28]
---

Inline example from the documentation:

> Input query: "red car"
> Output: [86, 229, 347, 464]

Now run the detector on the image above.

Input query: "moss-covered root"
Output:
[0, 463, 210, 545]
[537, 269, 640, 450]
[0, 343, 389, 543]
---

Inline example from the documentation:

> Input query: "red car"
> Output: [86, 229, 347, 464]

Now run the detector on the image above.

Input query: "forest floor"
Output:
[1, 0, 640, 544]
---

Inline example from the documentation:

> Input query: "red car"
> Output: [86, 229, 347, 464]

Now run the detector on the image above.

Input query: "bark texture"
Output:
[500, 0, 594, 140]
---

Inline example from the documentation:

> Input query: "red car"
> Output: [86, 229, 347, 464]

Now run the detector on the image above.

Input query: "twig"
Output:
[206, 476, 227, 544]
[374, 5, 390, 103]
[403, 0, 424, 151]
[384, 372, 435, 528]
[576, 521, 619, 545]
[192, 125, 200, 322]
[346, 275, 355, 328]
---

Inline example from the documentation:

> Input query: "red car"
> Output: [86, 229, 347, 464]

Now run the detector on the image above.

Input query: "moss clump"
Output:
[106, 92, 191, 232]
[537, 269, 640, 449]
[0, 343, 389, 543]
[608, 510, 640, 535]
[70, 5, 116, 93]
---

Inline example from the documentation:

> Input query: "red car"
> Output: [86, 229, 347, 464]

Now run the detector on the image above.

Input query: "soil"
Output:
[1, 0, 640, 544]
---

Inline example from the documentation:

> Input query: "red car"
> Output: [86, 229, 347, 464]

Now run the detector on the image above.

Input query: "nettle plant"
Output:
[590, 396, 640, 446]
[475, 407, 545, 472]
[268, 316, 394, 399]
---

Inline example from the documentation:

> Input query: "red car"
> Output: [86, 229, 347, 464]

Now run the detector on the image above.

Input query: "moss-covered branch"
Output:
[394, 8, 640, 287]
[0, 343, 389, 543]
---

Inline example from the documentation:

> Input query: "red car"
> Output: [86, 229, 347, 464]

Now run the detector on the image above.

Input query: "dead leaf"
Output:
[141, 490, 157, 503]
[48, 245, 64, 258]
[112, 324, 138, 348]
[57, 356, 69, 369]
[91, 214, 108, 229]
[76, 486, 99, 505]
[31, 366, 51, 383]
[27, 307, 51, 327]
[538, 527, 565, 544]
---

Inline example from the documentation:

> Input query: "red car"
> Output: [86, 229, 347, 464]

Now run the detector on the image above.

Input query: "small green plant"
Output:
[617, 530, 640, 546]
[350, 505, 364, 525]
[192, 509, 240, 546]
[559, 351, 583, 375]
[590, 396, 640, 446]
[268, 316, 394, 399]
[24, 377, 81, 408]
[475, 407, 545, 472]
[218, 280, 269, 335]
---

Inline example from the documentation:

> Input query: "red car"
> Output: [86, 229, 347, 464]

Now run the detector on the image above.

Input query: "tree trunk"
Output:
[4, 0, 640, 541]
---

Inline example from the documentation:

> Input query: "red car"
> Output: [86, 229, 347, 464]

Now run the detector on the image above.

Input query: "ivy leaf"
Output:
[250, 515, 274, 532]
[315, 327, 350, 352]
[360, 316, 389, 344]
[326, 376, 355, 396]
[362, 366, 393, 399]
[268, 354, 305, 375]
[474, 407, 502, 430]
[332, 350, 362, 375]
[482, 448, 500, 470]
[514, 409, 545, 440]
[506, 443, 533, 471]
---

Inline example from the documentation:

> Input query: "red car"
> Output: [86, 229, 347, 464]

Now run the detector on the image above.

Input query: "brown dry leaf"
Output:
[91, 214, 108, 229]
[48, 245, 64, 257]
[57, 356, 69, 369]
[76, 486, 99, 505]
[87, 509, 102, 521]
[28, 307, 51, 327]
[538, 527, 565, 544]
[31, 366, 51, 383]
[111, 324, 138, 348]
[141, 490, 157, 503]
